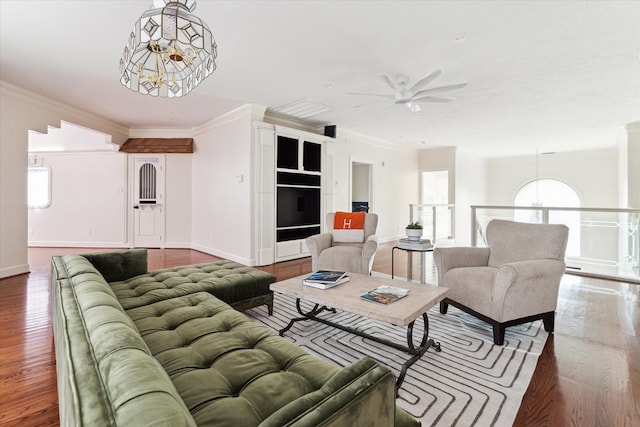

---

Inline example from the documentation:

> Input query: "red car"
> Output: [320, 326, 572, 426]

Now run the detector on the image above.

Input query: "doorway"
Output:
[131, 154, 165, 248]
[351, 160, 373, 213]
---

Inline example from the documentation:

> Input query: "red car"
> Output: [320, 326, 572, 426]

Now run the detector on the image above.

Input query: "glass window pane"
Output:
[28, 166, 51, 208]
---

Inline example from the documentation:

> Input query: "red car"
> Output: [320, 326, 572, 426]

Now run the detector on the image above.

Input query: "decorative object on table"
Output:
[120, 0, 218, 98]
[305, 212, 379, 275]
[302, 270, 350, 289]
[398, 237, 432, 250]
[360, 285, 410, 304]
[405, 221, 423, 241]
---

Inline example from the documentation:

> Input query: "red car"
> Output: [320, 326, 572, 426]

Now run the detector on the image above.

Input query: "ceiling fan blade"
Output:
[348, 92, 396, 99]
[412, 95, 456, 103]
[408, 69, 442, 94]
[377, 74, 398, 91]
[412, 82, 468, 97]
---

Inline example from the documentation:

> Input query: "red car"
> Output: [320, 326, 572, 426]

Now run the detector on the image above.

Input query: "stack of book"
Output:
[302, 270, 350, 289]
[398, 238, 433, 250]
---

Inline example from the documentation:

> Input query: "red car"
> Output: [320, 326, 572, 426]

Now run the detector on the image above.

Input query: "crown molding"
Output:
[194, 103, 267, 135]
[263, 110, 327, 135]
[128, 128, 195, 138]
[1, 80, 129, 141]
[339, 128, 417, 154]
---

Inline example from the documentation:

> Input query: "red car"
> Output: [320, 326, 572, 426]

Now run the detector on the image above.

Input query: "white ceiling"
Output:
[1, 1, 639, 156]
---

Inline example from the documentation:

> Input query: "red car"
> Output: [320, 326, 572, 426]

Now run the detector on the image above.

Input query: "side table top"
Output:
[270, 273, 448, 326]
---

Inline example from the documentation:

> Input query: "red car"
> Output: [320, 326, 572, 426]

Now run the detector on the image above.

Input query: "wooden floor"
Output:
[0, 244, 638, 426]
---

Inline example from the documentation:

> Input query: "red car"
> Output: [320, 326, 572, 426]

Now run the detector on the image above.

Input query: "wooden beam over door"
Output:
[119, 138, 194, 153]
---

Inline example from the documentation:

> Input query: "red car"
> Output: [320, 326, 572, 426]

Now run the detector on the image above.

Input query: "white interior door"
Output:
[132, 155, 164, 248]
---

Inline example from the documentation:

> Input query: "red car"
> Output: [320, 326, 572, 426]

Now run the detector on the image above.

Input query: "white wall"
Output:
[28, 152, 128, 247]
[190, 106, 256, 265]
[332, 131, 419, 242]
[486, 148, 619, 207]
[627, 122, 640, 208]
[164, 154, 192, 247]
[454, 149, 488, 245]
[0, 81, 128, 278]
[418, 146, 457, 207]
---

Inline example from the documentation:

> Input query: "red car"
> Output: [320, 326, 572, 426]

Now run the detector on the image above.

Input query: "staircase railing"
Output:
[471, 205, 640, 284]
[409, 204, 455, 243]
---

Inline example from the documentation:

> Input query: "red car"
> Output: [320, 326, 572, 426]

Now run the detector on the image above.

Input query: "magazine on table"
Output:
[303, 276, 350, 289]
[303, 270, 348, 284]
[360, 285, 410, 304]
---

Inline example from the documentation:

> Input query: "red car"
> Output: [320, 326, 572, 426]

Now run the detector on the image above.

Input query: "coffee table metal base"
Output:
[279, 298, 442, 394]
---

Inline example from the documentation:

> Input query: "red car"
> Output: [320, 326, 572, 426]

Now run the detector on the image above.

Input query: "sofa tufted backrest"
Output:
[109, 260, 275, 310]
[486, 219, 569, 268]
[51, 255, 196, 427]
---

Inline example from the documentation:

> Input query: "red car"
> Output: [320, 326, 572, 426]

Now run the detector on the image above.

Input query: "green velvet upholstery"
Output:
[109, 260, 275, 312]
[51, 251, 421, 427]
[51, 255, 197, 427]
[80, 248, 148, 282]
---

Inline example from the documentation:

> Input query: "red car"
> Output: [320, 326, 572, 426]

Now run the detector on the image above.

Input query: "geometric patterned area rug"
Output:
[247, 291, 547, 427]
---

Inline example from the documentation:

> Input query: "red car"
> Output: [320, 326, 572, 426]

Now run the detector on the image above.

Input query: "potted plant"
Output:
[405, 221, 423, 241]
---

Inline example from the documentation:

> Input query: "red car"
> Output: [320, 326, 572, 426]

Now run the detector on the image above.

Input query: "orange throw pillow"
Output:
[334, 211, 365, 229]
[333, 212, 366, 243]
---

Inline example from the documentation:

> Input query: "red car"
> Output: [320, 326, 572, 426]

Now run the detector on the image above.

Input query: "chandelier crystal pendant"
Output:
[120, 0, 217, 98]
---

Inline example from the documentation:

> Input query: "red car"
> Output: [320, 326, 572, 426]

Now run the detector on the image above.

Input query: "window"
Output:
[514, 178, 580, 256]
[28, 166, 52, 208]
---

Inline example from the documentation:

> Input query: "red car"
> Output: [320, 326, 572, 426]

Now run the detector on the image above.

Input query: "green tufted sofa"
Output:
[51, 249, 420, 427]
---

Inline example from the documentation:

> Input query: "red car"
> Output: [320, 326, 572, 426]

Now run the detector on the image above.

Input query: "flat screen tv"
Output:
[277, 187, 321, 228]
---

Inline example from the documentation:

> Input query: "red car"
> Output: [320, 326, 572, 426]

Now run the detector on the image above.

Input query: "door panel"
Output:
[132, 156, 164, 248]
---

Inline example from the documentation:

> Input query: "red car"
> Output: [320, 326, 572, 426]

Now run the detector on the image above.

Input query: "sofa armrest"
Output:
[492, 259, 566, 321]
[81, 249, 148, 282]
[362, 235, 379, 259]
[433, 247, 490, 286]
[259, 357, 419, 427]
[361, 235, 379, 275]
[306, 233, 333, 271]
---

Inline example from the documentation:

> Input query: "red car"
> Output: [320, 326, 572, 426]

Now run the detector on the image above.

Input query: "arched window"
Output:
[514, 178, 580, 256]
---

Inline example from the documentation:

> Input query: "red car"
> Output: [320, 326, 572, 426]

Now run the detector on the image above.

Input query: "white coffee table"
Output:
[270, 273, 449, 393]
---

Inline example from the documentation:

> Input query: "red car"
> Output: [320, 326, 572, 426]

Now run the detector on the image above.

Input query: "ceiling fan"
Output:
[349, 69, 467, 113]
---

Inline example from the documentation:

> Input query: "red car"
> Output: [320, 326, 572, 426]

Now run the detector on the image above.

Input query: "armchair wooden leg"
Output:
[439, 300, 449, 314]
[492, 323, 506, 346]
[267, 302, 274, 316]
[542, 312, 555, 333]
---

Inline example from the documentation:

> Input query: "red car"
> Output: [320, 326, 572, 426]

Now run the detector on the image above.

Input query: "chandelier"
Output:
[120, 0, 217, 98]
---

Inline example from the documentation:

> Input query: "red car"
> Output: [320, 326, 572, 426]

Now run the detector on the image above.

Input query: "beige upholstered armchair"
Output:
[433, 219, 569, 345]
[306, 212, 379, 275]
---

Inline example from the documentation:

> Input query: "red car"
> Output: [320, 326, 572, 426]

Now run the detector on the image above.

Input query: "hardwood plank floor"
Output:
[0, 245, 638, 426]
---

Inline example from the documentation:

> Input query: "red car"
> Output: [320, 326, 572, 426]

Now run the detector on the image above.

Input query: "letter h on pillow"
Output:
[333, 212, 365, 243]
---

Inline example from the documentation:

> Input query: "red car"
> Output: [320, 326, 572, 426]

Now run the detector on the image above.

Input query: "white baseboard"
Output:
[163, 242, 192, 249]
[28, 241, 128, 248]
[191, 243, 254, 266]
[0, 263, 30, 279]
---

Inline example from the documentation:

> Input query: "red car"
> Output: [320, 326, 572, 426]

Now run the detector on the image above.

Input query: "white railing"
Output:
[409, 204, 455, 243]
[471, 205, 640, 284]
